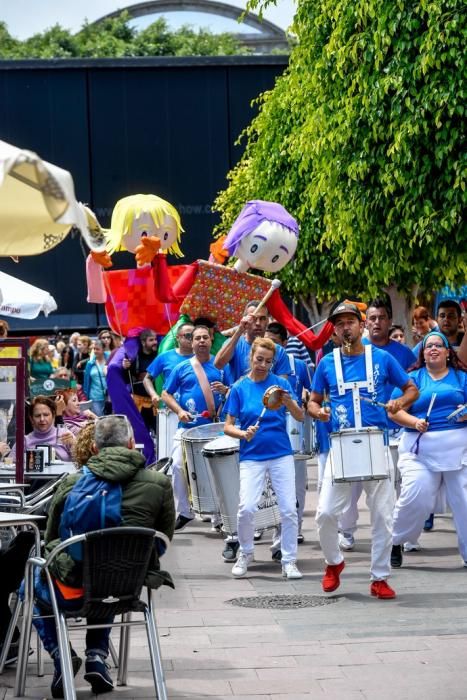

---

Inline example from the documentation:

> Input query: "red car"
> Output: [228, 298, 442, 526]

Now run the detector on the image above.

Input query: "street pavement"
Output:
[2, 457, 467, 699]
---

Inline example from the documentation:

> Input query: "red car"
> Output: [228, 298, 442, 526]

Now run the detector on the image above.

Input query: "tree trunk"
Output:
[384, 284, 418, 346]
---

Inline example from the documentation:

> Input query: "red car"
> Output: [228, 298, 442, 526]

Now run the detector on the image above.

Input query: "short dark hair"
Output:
[437, 299, 462, 318]
[244, 300, 262, 314]
[193, 317, 215, 329]
[192, 325, 211, 337]
[367, 297, 392, 319]
[266, 322, 288, 343]
[139, 328, 157, 343]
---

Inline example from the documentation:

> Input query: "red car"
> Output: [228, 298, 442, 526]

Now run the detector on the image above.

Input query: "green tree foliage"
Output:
[214, 0, 466, 312]
[0, 12, 247, 58]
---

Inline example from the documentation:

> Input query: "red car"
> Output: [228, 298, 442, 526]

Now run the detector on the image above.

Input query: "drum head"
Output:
[202, 435, 239, 456]
[263, 385, 286, 410]
[183, 422, 226, 442]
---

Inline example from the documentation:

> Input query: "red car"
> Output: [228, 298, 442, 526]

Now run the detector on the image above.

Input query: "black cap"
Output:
[328, 302, 363, 323]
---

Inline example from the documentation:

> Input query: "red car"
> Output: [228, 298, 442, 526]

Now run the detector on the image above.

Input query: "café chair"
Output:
[15, 526, 170, 700]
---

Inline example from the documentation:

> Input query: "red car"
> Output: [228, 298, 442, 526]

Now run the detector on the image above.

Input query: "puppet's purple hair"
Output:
[223, 200, 299, 256]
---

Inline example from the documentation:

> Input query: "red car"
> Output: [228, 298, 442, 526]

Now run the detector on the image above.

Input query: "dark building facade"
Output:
[0, 56, 287, 332]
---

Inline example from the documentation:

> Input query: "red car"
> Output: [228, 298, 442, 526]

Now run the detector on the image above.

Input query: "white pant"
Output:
[238, 455, 298, 564]
[393, 457, 467, 561]
[339, 483, 363, 534]
[171, 428, 193, 518]
[316, 455, 394, 580]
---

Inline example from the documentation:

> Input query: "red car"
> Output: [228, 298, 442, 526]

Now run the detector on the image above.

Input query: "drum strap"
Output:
[190, 357, 217, 420]
[333, 346, 374, 430]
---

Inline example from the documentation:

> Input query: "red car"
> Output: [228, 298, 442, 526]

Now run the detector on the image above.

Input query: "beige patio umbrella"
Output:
[0, 139, 106, 256]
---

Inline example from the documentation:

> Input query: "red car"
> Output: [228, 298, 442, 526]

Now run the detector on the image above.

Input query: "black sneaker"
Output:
[297, 533, 305, 544]
[391, 544, 403, 568]
[423, 513, 434, 531]
[174, 514, 194, 531]
[253, 529, 263, 541]
[222, 540, 239, 562]
[271, 549, 282, 562]
[51, 649, 82, 699]
[84, 654, 114, 694]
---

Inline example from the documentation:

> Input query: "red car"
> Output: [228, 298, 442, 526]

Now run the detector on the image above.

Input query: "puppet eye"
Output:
[163, 231, 170, 241]
[271, 254, 279, 263]
[250, 244, 258, 253]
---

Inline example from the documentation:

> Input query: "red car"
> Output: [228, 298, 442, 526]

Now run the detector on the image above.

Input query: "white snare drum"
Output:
[286, 413, 303, 453]
[330, 428, 389, 483]
[157, 408, 179, 460]
[182, 423, 224, 515]
[202, 436, 281, 536]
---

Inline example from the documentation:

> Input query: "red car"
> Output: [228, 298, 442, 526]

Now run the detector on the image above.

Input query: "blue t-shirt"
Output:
[391, 367, 467, 432]
[163, 357, 227, 428]
[225, 373, 293, 461]
[363, 338, 416, 429]
[146, 349, 193, 383]
[312, 346, 410, 432]
[363, 338, 415, 371]
[287, 355, 312, 400]
[228, 336, 291, 382]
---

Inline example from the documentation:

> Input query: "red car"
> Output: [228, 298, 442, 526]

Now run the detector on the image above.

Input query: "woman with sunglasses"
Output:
[389, 331, 467, 567]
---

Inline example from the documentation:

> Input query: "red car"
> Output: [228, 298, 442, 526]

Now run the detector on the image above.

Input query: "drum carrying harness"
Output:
[332, 346, 374, 430]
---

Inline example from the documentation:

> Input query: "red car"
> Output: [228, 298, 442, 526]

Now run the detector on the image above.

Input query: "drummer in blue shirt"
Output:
[142, 322, 194, 404]
[224, 337, 304, 580]
[161, 325, 230, 531]
[339, 298, 416, 550]
[308, 302, 418, 599]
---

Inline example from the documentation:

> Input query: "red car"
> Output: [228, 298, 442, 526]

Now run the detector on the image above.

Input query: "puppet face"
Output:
[122, 211, 179, 254]
[233, 220, 298, 273]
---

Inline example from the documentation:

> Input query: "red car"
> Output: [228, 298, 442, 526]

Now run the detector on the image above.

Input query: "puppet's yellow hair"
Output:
[106, 194, 184, 257]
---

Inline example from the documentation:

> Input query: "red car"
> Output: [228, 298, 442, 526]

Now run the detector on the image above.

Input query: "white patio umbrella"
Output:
[0, 271, 57, 318]
[0, 139, 105, 257]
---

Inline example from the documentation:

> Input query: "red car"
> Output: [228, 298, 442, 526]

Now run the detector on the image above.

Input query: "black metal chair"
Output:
[16, 526, 170, 700]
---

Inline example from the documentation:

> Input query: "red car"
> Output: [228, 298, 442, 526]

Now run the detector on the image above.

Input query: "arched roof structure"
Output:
[95, 0, 289, 52]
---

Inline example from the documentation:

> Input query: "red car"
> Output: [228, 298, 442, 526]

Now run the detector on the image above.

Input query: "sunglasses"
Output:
[180, 333, 193, 340]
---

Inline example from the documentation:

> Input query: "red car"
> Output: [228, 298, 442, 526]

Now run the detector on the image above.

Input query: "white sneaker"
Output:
[403, 541, 421, 552]
[282, 561, 303, 579]
[338, 532, 355, 551]
[232, 552, 254, 577]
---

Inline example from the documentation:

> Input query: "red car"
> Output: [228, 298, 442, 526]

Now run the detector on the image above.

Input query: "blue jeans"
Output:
[91, 400, 105, 417]
[20, 570, 112, 659]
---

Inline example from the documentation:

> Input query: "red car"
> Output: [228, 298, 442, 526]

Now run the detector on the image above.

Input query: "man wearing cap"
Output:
[307, 302, 418, 599]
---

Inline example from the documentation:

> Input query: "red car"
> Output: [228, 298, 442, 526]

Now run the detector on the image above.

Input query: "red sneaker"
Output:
[322, 561, 345, 592]
[370, 580, 396, 599]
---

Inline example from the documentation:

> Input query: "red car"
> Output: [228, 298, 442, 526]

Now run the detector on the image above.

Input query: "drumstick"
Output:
[254, 406, 267, 427]
[251, 279, 281, 317]
[411, 393, 436, 455]
[446, 403, 467, 422]
[360, 396, 388, 409]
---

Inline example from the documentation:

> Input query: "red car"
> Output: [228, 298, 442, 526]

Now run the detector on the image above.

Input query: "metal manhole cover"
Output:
[227, 594, 338, 609]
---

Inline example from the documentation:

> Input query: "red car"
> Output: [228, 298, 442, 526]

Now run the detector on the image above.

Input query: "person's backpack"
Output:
[59, 466, 122, 561]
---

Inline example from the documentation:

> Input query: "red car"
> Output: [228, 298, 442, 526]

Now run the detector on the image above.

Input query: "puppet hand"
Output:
[91, 250, 113, 268]
[135, 236, 162, 266]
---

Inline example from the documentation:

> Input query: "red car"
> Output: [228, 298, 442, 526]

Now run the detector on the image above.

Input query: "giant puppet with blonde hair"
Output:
[86, 193, 184, 310]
